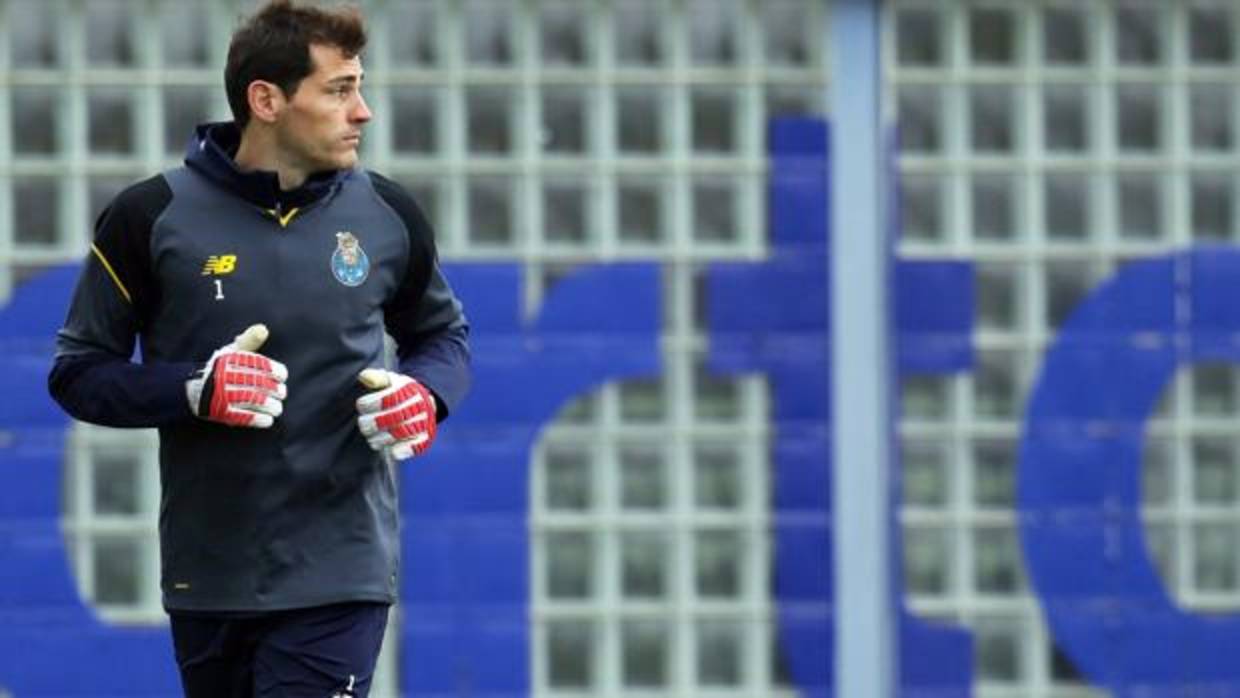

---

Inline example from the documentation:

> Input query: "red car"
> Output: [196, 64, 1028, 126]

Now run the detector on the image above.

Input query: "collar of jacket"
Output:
[184, 121, 351, 213]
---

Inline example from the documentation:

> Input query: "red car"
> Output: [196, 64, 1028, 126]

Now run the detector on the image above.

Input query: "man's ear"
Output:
[247, 80, 286, 124]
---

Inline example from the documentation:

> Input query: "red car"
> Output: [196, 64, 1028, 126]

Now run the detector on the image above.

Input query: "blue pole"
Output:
[830, 0, 897, 696]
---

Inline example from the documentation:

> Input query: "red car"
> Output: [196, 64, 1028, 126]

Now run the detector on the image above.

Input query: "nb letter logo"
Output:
[201, 254, 237, 275]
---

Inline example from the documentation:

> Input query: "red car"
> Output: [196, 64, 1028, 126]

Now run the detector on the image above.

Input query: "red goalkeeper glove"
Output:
[186, 324, 288, 428]
[356, 369, 437, 460]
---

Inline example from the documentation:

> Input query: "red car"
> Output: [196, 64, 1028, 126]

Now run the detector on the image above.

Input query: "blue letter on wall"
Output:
[0, 266, 179, 695]
[391, 263, 661, 696]
[1020, 249, 1240, 694]
[707, 118, 975, 697]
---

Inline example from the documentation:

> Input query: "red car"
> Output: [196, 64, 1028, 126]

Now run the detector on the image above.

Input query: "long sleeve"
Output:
[47, 174, 199, 428]
[49, 352, 198, 428]
[370, 172, 471, 420]
[391, 263, 471, 416]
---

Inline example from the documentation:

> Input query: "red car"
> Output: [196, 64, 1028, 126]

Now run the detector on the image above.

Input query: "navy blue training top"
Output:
[48, 122, 471, 612]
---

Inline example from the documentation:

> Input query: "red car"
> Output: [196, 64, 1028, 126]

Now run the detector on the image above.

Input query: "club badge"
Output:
[331, 231, 370, 287]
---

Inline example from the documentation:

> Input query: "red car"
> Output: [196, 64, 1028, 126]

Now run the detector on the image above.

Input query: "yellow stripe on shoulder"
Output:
[90, 243, 133, 304]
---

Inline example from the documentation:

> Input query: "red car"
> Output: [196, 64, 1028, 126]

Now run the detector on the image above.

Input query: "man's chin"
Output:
[317, 154, 357, 172]
[336, 151, 360, 168]
[306, 147, 359, 173]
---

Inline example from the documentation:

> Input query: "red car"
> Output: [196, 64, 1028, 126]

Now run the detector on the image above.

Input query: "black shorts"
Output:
[170, 602, 390, 698]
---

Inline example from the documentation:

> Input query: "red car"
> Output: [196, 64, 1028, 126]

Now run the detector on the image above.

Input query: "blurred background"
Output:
[1, 0, 1238, 696]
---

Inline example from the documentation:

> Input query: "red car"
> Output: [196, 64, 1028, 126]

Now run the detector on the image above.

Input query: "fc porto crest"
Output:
[331, 231, 370, 287]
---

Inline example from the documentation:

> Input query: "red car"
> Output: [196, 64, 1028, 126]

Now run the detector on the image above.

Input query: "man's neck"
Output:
[234, 128, 309, 191]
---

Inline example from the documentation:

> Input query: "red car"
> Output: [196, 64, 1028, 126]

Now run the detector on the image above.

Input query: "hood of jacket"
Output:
[184, 121, 352, 212]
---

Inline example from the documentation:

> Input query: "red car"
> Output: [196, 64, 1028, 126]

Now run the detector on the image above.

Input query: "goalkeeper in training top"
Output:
[47, 1, 471, 695]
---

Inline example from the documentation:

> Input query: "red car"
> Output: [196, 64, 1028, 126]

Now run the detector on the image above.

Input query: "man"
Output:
[47, 1, 470, 695]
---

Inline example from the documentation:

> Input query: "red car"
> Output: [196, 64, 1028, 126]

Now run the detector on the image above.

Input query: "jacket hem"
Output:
[163, 590, 396, 615]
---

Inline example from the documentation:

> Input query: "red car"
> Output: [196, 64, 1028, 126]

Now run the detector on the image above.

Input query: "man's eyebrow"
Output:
[326, 73, 364, 85]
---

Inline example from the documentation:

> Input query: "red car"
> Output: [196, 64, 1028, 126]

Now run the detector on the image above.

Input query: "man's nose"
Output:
[352, 93, 373, 123]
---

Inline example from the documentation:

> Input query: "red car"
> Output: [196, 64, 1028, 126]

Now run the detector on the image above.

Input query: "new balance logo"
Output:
[202, 255, 237, 275]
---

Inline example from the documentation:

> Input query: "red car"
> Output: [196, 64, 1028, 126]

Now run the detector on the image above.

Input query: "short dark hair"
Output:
[225, 0, 367, 128]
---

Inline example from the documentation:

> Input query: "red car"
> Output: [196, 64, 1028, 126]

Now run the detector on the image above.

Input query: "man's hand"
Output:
[186, 324, 288, 428]
[356, 369, 437, 460]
